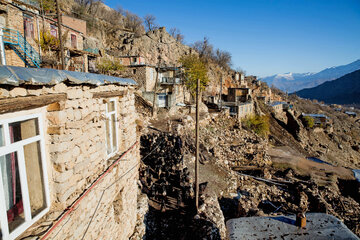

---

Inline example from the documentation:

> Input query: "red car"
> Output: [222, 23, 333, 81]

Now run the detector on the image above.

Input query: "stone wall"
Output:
[0, 82, 140, 239]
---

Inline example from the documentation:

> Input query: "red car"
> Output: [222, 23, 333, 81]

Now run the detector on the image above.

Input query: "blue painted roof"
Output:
[0, 66, 137, 86]
[302, 113, 329, 119]
[269, 101, 287, 107]
[345, 111, 357, 115]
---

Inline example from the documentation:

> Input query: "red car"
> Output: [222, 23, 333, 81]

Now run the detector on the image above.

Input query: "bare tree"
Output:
[143, 14, 158, 32]
[192, 37, 214, 61]
[214, 48, 232, 69]
[124, 10, 145, 35]
[169, 27, 184, 43]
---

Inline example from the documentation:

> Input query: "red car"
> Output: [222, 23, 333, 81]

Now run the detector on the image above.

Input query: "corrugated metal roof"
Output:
[0, 66, 137, 86]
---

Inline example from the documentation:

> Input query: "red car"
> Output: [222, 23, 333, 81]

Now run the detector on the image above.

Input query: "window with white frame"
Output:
[105, 99, 118, 157]
[0, 114, 49, 240]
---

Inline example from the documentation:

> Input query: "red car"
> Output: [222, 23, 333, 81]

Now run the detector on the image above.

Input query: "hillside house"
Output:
[118, 55, 146, 66]
[345, 111, 357, 117]
[302, 113, 330, 126]
[234, 72, 247, 87]
[0, 0, 42, 67]
[0, 66, 139, 240]
[123, 64, 187, 110]
[227, 101, 254, 119]
[227, 87, 252, 103]
[0, 0, 97, 71]
[223, 87, 254, 119]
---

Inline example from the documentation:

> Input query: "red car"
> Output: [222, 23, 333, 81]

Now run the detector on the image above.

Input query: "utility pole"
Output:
[152, 56, 161, 117]
[195, 78, 200, 211]
[55, 0, 65, 70]
[219, 75, 223, 110]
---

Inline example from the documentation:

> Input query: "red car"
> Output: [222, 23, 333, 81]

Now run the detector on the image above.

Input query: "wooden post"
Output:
[195, 78, 200, 211]
[219, 75, 223, 110]
[152, 57, 161, 117]
[55, 0, 65, 70]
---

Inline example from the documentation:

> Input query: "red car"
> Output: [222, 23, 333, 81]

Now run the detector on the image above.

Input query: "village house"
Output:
[118, 55, 146, 66]
[223, 87, 254, 119]
[234, 72, 247, 87]
[122, 62, 187, 111]
[0, 0, 42, 67]
[0, 66, 139, 240]
[0, 0, 98, 71]
[345, 111, 357, 117]
[227, 101, 254, 119]
[227, 87, 252, 103]
[301, 113, 330, 126]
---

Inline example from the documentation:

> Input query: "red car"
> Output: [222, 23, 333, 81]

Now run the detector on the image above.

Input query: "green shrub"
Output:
[96, 58, 125, 74]
[244, 115, 270, 137]
[38, 31, 59, 51]
[179, 54, 209, 96]
[302, 116, 314, 128]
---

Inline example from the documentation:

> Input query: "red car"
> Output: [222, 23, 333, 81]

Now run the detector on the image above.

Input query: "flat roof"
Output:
[302, 113, 329, 119]
[0, 66, 137, 86]
[269, 101, 287, 107]
[227, 213, 359, 239]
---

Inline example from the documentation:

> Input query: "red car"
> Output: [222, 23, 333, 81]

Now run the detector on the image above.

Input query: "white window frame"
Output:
[105, 99, 119, 159]
[0, 113, 50, 240]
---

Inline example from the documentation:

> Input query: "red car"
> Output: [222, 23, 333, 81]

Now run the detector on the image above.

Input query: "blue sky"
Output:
[105, 0, 360, 77]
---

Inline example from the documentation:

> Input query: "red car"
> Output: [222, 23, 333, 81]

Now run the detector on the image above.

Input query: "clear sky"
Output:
[105, 0, 360, 77]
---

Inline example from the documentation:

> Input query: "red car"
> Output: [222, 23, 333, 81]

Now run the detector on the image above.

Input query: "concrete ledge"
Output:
[226, 213, 359, 239]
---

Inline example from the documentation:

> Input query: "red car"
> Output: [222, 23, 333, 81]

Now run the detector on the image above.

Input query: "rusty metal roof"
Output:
[0, 66, 137, 86]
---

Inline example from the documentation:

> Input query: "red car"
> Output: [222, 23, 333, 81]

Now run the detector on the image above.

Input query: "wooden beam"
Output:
[0, 93, 67, 114]
[92, 90, 127, 99]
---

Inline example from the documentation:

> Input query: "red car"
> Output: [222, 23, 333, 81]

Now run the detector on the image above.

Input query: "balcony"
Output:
[159, 77, 181, 85]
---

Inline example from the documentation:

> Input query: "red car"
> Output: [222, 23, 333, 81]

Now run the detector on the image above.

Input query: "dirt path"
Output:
[269, 146, 355, 182]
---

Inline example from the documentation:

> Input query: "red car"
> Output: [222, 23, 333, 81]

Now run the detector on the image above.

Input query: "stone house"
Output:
[118, 55, 146, 66]
[42, 15, 95, 71]
[301, 113, 330, 126]
[227, 87, 252, 103]
[0, 0, 97, 71]
[0, 66, 139, 240]
[0, 0, 42, 67]
[123, 64, 187, 110]
[269, 101, 286, 113]
[223, 87, 254, 119]
[234, 72, 247, 87]
[227, 101, 254, 119]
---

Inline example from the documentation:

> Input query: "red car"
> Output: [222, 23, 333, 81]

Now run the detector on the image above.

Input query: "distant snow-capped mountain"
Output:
[260, 59, 360, 93]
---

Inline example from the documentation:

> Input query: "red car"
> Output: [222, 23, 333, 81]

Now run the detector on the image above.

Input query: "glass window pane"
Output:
[24, 141, 46, 218]
[9, 118, 39, 143]
[106, 119, 111, 155]
[0, 153, 25, 233]
[0, 125, 4, 147]
[111, 114, 117, 152]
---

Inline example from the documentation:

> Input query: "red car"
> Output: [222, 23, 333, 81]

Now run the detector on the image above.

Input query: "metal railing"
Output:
[2, 27, 41, 68]
[160, 77, 181, 84]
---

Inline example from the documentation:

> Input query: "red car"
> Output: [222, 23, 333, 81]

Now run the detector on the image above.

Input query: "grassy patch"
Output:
[244, 115, 270, 138]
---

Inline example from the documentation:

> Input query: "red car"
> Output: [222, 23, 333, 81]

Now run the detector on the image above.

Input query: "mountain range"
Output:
[295, 69, 360, 105]
[260, 59, 360, 93]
